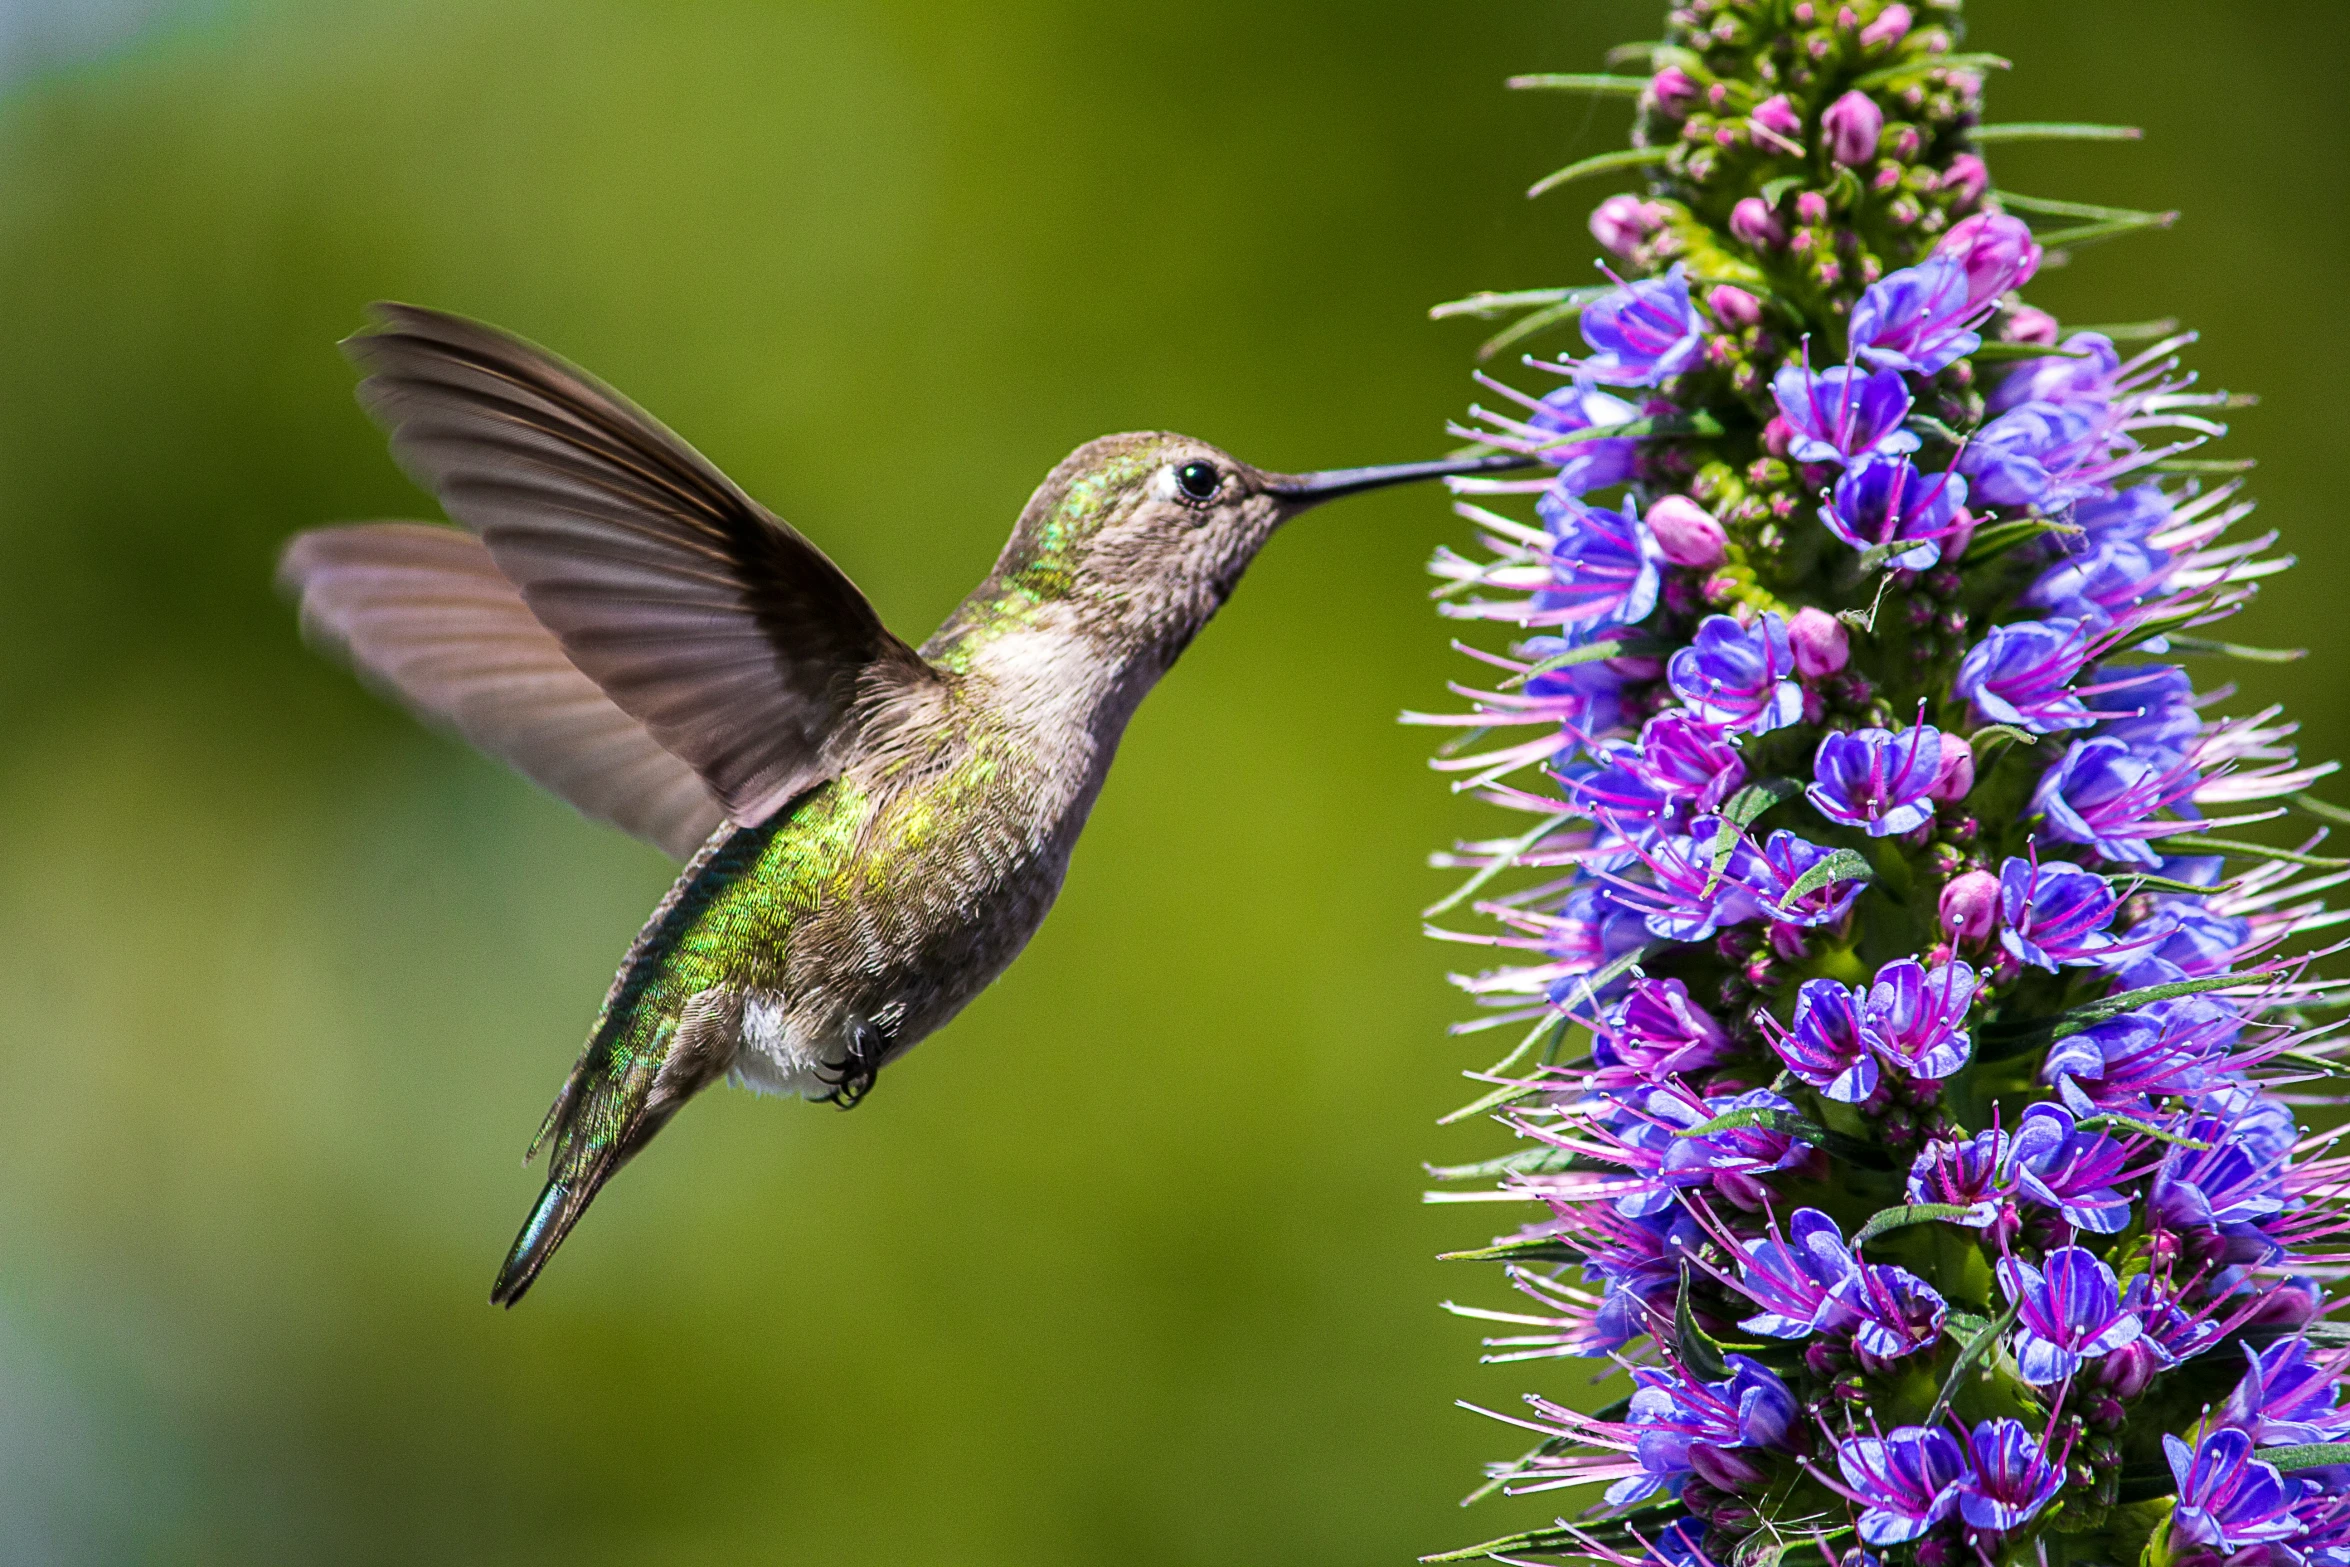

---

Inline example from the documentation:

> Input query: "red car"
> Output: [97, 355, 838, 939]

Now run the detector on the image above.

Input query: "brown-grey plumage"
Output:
[280, 303, 1530, 1304]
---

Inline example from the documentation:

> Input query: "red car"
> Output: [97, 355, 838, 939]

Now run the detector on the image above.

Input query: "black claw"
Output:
[816, 1017, 886, 1109]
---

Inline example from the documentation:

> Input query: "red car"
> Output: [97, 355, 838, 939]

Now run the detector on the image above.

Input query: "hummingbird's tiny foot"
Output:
[817, 1017, 886, 1109]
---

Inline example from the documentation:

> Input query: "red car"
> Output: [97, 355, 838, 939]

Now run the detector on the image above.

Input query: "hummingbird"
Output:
[280, 303, 1524, 1305]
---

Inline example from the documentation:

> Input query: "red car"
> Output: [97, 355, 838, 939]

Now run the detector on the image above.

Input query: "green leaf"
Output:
[1428, 286, 1591, 322]
[1674, 1105, 1829, 1143]
[1705, 778, 1803, 889]
[2259, 1445, 2350, 1473]
[1997, 190, 2169, 222]
[1425, 1145, 1582, 1181]
[1973, 122, 2142, 142]
[1929, 1300, 2020, 1424]
[2068, 317, 2181, 343]
[1436, 1234, 1581, 1265]
[2151, 457, 2258, 474]
[1421, 1526, 1584, 1563]
[1506, 72, 1649, 95]
[1786, 847, 1873, 903]
[1854, 1203, 1980, 1246]
[1759, 175, 1803, 207]
[2114, 872, 2242, 896]
[2166, 634, 2305, 663]
[1476, 298, 1590, 362]
[1970, 723, 2042, 750]
[1676, 1261, 1731, 1381]
[1528, 146, 1672, 199]
[1966, 341, 2092, 363]
[2292, 793, 2350, 828]
[1853, 50, 2009, 88]
[1962, 515, 2081, 566]
[2147, 834, 2350, 870]
[1980, 973, 2261, 1045]
[2034, 216, 2180, 251]
[2072, 1113, 2211, 1149]
[1502, 638, 1635, 689]
[1424, 810, 1585, 917]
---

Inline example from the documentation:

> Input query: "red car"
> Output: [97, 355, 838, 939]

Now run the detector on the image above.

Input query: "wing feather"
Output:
[280, 523, 727, 860]
[341, 303, 938, 826]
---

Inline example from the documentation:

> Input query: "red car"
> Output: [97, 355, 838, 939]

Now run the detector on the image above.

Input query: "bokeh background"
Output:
[0, 0, 2341, 1560]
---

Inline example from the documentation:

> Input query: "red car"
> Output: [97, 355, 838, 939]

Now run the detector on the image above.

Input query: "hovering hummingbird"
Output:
[281, 304, 1523, 1305]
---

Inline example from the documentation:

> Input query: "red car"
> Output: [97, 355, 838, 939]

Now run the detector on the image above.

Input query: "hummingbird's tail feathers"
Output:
[491, 988, 741, 1306]
[278, 522, 727, 860]
[342, 303, 947, 831]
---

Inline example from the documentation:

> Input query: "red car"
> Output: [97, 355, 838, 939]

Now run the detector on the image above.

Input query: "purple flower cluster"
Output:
[1424, 8, 2343, 1567]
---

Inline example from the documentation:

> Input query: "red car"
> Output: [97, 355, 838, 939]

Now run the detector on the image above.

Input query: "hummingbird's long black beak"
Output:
[1263, 451, 1538, 505]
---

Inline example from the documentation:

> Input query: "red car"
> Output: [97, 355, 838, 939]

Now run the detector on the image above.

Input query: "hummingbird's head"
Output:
[990, 431, 1527, 654]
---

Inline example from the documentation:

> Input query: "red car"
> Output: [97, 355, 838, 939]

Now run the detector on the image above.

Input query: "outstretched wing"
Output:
[342, 302, 939, 828]
[281, 523, 727, 860]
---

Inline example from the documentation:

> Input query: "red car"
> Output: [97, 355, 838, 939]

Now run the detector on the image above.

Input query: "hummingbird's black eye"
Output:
[1175, 461, 1221, 502]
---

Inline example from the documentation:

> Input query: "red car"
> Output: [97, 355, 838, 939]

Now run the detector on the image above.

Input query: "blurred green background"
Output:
[0, 0, 2342, 1560]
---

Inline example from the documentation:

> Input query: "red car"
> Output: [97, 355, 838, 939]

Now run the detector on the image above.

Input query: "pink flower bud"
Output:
[1859, 3, 1912, 46]
[1941, 153, 1989, 206]
[1938, 869, 1999, 945]
[1889, 126, 1921, 161]
[1687, 1443, 1774, 1491]
[1794, 189, 1829, 225]
[1929, 735, 1975, 802]
[1750, 94, 1803, 139]
[1729, 196, 1787, 251]
[2096, 1338, 2158, 1400]
[1645, 495, 1729, 569]
[1762, 416, 1795, 458]
[2004, 305, 2061, 345]
[1823, 90, 1884, 166]
[1707, 284, 1762, 327]
[1936, 211, 2043, 309]
[1589, 194, 1667, 256]
[1649, 66, 1700, 114]
[1786, 607, 1849, 678]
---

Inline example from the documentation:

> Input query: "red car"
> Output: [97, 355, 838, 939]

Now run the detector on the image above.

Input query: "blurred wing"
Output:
[343, 301, 939, 827]
[281, 523, 727, 860]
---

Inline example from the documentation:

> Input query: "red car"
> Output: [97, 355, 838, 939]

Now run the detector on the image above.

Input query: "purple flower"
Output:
[1907, 1127, 2008, 1227]
[1809, 723, 1945, 837]
[1957, 619, 2096, 733]
[1741, 829, 1868, 928]
[1669, 614, 1803, 735]
[1830, 1259, 1947, 1360]
[2152, 1111, 2289, 1241]
[2222, 1340, 2350, 1447]
[2032, 737, 2201, 868]
[2041, 1002, 2234, 1118]
[2073, 481, 2174, 548]
[1543, 882, 1651, 1006]
[1866, 958, 1976, 1079]
[1770, 364, 1919, 467]
[1955, 1419, 2063, 1531]
[1628, 711, 1747, 816]
[1614, 1354, 1798, 1505]
[2123, 1273, 2223, 1368]
[2127, 901, 2251, 977]
[2021, 537, 2170, 633]
[1598, 822, 1766, 942]
[2083, 663, 2201, 760]
[1774, 978, 1878, 1102]
[1518, 638, 1633, 750]
[1736, 1207, 1857, 1339]
[1957, 400, 2099, 511]
[1528, 384, 1644, 496]
[1535, 490, 1665, 631]
[2006, 1104, 2134, 1233]
[1999, 855, 2121, 969]
[1575, 264, 1706, 387]
[1996, 1246, 2141, 1383]
[1936, 212, 2044, 313]
[1849, 258, 1984, 376]
[1835, 1427, 1969, 1546]
[1820, 454, 1968, 571]
[1989, 333, 2123, 417]
[2167, 1429, 2313, 1554]
[1597, 977, 1739, 1078]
